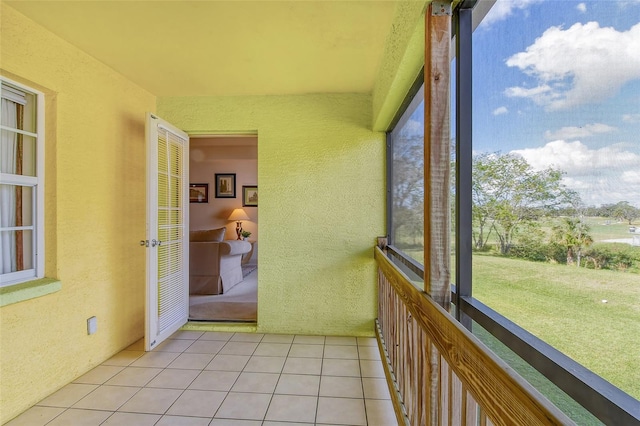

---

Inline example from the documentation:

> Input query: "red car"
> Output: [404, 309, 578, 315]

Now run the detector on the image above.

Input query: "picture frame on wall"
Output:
[215, 173, 236, 198]
[242, 185, 258, 207]
[189, 183, 208, 203]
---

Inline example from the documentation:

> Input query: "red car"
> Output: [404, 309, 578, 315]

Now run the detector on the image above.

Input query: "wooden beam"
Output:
[424, 3, 452, 309]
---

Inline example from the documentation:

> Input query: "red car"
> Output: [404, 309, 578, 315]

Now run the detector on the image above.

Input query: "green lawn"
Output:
[400, 246, 639, 423]
[473, 254, 640, 401]
[582, 217, 637, 241]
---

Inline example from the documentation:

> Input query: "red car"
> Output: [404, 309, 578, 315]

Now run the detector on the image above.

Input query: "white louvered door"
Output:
[145, 113, 189, 351]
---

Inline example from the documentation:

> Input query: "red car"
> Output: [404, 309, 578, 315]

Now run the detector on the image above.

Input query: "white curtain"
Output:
[1, 98, 18, 273]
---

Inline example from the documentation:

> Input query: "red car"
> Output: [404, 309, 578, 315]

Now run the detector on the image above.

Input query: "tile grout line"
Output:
[103, 347, 186, 423]
[209, 331, 257, 421]
[109, 332, 222, 423]
[358, 343, 371, 426]
[150, 336, 206, 422]
[16, 334, 392, 426]
[316, 339, 326, 424]
[41, 350, 154, 425]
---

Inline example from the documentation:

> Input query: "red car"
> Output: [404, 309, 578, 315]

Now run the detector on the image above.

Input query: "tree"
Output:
[552, 218, 594, 267]
[472, 153, 579, 254]
[612, 201, 639, 225]
[391, 134, 424, 246]
[470, 159, 495, 250]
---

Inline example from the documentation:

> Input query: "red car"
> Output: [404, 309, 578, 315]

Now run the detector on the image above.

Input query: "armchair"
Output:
[189, 228, 251, 295]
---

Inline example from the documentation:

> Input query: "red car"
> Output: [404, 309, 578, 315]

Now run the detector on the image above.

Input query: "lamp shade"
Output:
[228, 208, 250, 221]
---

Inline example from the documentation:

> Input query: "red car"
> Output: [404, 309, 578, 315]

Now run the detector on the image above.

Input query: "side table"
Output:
[242, 240, 256, 265]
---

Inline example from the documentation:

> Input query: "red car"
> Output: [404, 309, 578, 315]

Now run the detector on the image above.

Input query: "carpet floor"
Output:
[188, 266, 257, 322]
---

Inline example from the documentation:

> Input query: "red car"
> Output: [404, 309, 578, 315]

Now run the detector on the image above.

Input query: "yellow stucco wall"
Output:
[372, 0, 426, 131]
[158, 95, 386, 336]
[0, 4, 156, 423]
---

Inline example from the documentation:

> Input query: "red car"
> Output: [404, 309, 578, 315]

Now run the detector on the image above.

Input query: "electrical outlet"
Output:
[87, 316, 97, 335]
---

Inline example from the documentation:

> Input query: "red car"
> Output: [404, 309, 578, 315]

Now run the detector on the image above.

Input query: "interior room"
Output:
[188, 136, 258, 322]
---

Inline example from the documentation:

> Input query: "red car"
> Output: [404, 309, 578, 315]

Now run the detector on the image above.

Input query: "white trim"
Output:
[0, 84, 27, 105]
[0, 226, 35, 232]
[0, 125, 38, 138]
[0, 174, 38, 185]
[1, 269, 37, 286]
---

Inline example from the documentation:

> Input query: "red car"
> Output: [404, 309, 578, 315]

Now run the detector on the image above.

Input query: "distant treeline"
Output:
[556, 201, 639, 225]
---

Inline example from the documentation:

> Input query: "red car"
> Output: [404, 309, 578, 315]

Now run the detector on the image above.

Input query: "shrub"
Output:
[508, 241, 567, 264]
[509, 244, 547, 262]
[545, 242, 567, 264]
[508, 224, 552, 262]
[582, 244, 639, 271]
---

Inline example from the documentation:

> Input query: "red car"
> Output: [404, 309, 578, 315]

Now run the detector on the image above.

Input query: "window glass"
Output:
[0, 88, 36, 133]
[390, 86, 425, 264]
[0, 230, 34, 273]
[0, 132, 37, 176]
[471, 0, 640, 401]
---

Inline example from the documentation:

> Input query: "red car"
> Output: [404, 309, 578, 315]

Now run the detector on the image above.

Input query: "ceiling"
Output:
[191, 136, 257, 161]
[6, 0, 399, 97]
[192, 135, 257, 147]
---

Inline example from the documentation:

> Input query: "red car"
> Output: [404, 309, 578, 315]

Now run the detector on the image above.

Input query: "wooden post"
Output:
[424, 1, 452, 311]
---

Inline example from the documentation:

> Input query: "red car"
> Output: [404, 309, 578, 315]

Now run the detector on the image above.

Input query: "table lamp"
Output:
[228, 208, 250, 240]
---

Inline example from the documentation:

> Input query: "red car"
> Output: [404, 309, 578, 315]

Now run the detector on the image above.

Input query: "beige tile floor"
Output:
[7, 331, 397, 426]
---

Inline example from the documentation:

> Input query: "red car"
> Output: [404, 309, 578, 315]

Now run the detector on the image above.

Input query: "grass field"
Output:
[400, 245, 639, 422]
[532, 216, 636, 242]
[582, 217, 636, 242]
[471, 325, 603, 425]
[473, 254, 640, 401]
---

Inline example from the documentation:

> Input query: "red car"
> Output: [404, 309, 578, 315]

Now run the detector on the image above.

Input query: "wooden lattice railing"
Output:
[374, 247, 574, 426]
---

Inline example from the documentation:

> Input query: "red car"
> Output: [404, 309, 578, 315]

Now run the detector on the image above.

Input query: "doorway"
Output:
[188, 135, 258, 322]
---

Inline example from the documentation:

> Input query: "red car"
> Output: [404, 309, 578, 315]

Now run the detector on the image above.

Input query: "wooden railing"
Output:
[375, 247, 574, 426]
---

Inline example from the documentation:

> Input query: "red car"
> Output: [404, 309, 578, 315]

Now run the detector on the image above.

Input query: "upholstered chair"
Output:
[189, 227, 251, 295]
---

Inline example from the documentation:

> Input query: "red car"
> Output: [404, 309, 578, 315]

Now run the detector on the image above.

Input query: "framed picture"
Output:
[242, 185, 258, 207]
[189, 183, 208, 203]
[215, 173, 236, 198]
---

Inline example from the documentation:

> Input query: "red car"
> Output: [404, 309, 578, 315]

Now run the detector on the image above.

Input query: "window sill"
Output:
[0, 278, 61, 307]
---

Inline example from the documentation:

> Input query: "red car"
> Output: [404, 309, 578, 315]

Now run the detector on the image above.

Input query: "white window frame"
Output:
[0, 77, 45, 287]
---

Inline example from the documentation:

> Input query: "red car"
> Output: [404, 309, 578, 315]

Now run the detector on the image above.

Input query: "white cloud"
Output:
[576, 3, 587, 13]
[511, 140, 640, 206]
[493, 106, 508, 115]
[544, 123, 616, 140]
[505, 22, 640, 110]
[512, 140, 639, 174]
[619, 1, 640, 8]
[480, 0, 543, 29]
[621, 170, 640, 185]
[403, 118, 422, 135]
[623, 113, 640, 123]
[504, 84, 557, 104]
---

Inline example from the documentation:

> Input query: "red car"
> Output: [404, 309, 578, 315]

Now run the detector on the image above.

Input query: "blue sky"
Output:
[471, 0, 640, 207]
